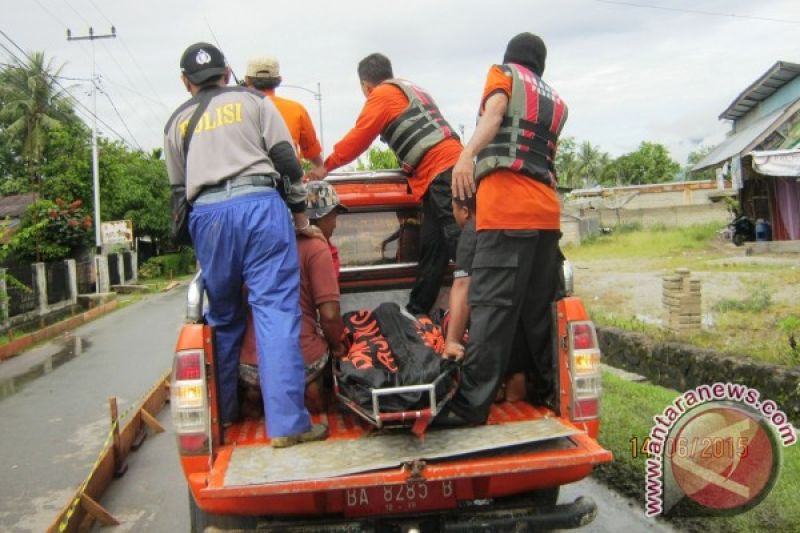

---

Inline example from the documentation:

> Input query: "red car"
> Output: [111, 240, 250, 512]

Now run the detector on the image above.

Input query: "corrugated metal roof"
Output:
[693, 104, 791, 171]
[0, 193, 37, 218]
[749, 148, 800, 177]
[719, 61, 800, 121]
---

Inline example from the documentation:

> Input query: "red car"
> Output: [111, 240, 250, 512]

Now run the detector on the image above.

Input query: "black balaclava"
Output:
[503, 32, 547, 77]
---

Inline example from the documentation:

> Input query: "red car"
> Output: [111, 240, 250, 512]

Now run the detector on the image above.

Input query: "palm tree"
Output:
[0, 51, 71, 185]
[576, 141, 606, 188]
[555, 136, 580, 188]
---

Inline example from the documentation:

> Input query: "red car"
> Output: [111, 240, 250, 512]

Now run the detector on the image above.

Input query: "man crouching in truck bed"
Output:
[239, 181, 347, 416]
[164, 42, 326, 448]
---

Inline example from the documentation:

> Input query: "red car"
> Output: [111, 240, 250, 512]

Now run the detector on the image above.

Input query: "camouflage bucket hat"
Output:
[306, 181, 348, 219]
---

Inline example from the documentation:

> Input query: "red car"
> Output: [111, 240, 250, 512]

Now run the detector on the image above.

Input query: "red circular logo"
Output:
[668, 403, 780, 513]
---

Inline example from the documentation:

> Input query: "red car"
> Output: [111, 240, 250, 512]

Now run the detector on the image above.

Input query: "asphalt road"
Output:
[0, 288, 187, 532]
[0, 287, 676, 532]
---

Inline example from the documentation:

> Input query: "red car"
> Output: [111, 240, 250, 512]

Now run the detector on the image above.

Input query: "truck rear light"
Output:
[573, 352, 600, 374]
[574, 398, 599, 419]
[178, 433, 208, 453]
[574, 375, 602, 397]
[171, 349, 210, 455]
[174, 384, 205, 409]
[568, 321, 602, 422]
[176, 353, 203, 380]
[571, 323, 596, 350]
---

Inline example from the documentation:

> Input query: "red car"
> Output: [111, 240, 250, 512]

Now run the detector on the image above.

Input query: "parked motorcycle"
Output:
[730, 214, 755, 246]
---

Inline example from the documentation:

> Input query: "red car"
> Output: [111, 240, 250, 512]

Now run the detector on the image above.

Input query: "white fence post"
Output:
[65, 259, 78, 304]
[95, 255, 110, 293]
[117, 254, 125, 285]
[130, 251, 138, 283]
[34, 262, 47, 315]
[0, 267, 8, 330]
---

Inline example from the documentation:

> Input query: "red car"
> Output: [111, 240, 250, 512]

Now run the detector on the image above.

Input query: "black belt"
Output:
[199, 174, 279, 196]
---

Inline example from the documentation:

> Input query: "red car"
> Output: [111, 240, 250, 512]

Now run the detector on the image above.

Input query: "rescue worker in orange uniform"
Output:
[447, 32, 568, 424]
[308, 53, 463, 316]
[244, 56, 325, 175]
[244, 56, 341, 275]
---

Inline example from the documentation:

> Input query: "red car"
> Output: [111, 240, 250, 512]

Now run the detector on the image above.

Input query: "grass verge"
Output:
[565, 223, 721, 263]
[598, 371, 800, 532]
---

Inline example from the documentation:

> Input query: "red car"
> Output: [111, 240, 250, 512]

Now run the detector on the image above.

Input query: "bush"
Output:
[138, 248, 196, 279]
[615, 221, 643, 234]
[712, 283, 772, 313]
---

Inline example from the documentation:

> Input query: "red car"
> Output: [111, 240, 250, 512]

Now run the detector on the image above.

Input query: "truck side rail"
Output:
[326, 169, 408, 185]
[186, 271, 205, 324]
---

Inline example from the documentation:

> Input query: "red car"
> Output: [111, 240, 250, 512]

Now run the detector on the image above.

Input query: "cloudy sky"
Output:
[2, 0, 799, 165]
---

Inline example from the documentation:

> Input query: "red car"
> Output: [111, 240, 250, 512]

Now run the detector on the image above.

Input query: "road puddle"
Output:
[0, 336, 89, 401]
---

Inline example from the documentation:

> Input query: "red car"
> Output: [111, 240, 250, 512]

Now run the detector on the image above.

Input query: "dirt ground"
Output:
[570, 242, 800, 329]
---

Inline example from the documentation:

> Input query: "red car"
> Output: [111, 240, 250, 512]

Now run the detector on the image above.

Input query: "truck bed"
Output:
[222, 404, 574, 486]
[197, 401, 610, 515]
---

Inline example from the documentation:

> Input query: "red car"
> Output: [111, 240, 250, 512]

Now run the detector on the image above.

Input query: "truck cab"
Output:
[171, 171, 612, 532]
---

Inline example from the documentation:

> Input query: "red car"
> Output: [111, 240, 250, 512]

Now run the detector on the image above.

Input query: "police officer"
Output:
[448, 32, 568, 424]
[164, 42, 326, 447]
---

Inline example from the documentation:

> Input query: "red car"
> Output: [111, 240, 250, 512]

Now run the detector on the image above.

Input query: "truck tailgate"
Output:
[200, 402, 611, 499]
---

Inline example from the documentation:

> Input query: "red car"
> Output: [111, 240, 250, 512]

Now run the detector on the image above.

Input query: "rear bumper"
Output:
[203, 497, 597, 532]
[444, 496, 597, 531]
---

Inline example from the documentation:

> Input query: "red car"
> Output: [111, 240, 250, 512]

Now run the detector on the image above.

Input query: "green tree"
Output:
[685, 145, 716, 181]
[555, 137, 580, 188]
[38, 118, 92, 203]
[0, 51, 72, 185]
[5, 198, 93, 261]
[606, 142, 680, 185]
[356, 145, 399, 170]
[97, 140, 170, 241]
[576, 141, 611, 187]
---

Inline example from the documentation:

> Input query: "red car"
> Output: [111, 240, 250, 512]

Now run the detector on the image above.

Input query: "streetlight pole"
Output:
[282, 83, 324, 156]
[67, 26, 116, 252]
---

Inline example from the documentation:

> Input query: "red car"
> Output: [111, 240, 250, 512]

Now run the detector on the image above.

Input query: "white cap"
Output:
[246, 55, 280, 78]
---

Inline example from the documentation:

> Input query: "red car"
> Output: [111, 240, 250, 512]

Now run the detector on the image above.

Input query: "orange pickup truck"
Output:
[171, 171, 612, 532]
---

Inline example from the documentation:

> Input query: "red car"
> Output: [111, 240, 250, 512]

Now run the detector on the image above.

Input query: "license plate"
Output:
[343, 480, 456, 517]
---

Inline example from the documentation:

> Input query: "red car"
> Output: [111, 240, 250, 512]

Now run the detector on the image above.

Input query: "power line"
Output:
[593, 0, 800, 25]
[53, 74, 93, 82]
[30, 1, 165, 140]
[0, 28, 132, 147]
[54, 0, 167, 127]
[87, 0, 114, 26]
[27, 3, 167, 143]
[101, 76, 168, 108]
[32, 0, 93, 62]
[83, 0, 170, 112]
[34, 0, 69, 28]
[60, 0, 90, 27]
[95, 39, 164, 128]
[57, 0, 161, 130]
[97, 80, 143, 150]
[115, 39, 170, 110]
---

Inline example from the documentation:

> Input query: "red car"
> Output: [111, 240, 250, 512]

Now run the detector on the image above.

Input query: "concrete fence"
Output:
[0, 251, 137, 332]
[596, 203, 730, 228]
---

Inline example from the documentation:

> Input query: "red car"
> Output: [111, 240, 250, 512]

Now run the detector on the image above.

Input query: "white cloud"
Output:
[2, 0, 799, 166]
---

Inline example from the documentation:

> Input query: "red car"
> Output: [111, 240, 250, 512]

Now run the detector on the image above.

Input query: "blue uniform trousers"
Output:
[189, 189, 310, 438]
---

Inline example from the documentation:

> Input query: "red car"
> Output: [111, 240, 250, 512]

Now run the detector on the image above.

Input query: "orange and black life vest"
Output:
[475, 64, 568, 188]
[380, 79, 458, 174]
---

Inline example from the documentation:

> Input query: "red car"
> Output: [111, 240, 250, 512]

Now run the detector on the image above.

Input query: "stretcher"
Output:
[333, 362, 459, 436]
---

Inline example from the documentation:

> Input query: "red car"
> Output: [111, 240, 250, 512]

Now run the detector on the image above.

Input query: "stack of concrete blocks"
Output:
[663, 268, 701, 333]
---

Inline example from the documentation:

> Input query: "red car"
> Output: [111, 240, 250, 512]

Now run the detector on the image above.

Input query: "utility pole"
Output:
[67, 26, 116, 252]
